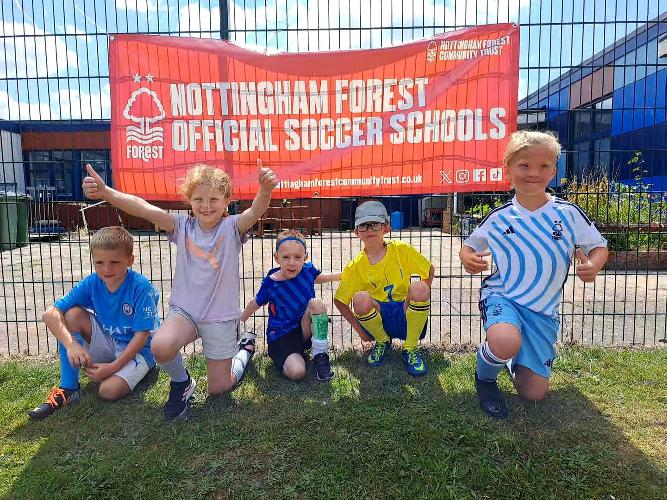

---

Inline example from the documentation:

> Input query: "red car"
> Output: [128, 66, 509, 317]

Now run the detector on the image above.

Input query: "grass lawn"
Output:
[1, 346, 666, 499]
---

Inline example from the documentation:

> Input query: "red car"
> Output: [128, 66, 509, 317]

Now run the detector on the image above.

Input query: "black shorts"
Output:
[267, 326, 312, 373]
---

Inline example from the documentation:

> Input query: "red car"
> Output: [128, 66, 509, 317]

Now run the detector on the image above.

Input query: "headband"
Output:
[275, 236, 307, 252]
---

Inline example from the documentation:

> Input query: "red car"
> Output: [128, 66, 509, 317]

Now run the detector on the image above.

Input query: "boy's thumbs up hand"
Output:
[257, 159, 278, 192]
[575, 248, 598, 282]
[82, 164, 108, 200]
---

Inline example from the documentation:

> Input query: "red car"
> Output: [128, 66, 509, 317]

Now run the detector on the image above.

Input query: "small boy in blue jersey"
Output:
[241, 229, 339, 381]
[29, 226, 160, 419]
[460, 130, 608, 420]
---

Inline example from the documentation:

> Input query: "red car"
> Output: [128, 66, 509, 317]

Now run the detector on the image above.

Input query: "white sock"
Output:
[231, 349, 252, 382]
[311, 338, 328, 357]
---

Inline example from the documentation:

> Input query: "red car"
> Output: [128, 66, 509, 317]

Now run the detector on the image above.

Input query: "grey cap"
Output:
[354, 201, 389, 227]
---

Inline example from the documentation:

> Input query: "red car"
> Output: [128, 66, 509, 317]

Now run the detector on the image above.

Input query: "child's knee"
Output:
[63, 307, 91, 333]
[151, 336, 177, 363]
[208, 379, 234, 395]
[486, 325, 521, 359]
[282, 355, 306, 381]
[515, 368, 549, 401]
[517, 384, 548, 402]
[408, 281, 430, 301]
[352, 292, 374, 315]
[307, 299, 326, 315]
[98, 378, 130, 401]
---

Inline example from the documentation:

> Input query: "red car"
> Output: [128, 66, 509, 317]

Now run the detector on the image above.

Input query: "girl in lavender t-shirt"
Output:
[83, 161, 277, 419]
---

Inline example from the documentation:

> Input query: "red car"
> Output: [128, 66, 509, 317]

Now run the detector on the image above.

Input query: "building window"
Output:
[24, 151, 74, 199]
[568, 97, 613, 180]
[24, 149, 110, 201]
[659, 34, 667, 59]
[81, 150, 111, 186]
[517, 110, 546, 129]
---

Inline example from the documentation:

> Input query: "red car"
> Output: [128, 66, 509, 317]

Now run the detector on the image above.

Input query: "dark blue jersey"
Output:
[255, 262, 321, 343]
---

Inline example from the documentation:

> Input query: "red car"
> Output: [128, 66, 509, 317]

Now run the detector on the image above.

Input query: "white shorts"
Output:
[168, 306, 240, 360]
[88, 314, 151, 390]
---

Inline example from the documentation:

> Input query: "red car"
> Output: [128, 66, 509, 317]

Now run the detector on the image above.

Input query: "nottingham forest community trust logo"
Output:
[426, 41, 438, 62]
[123, 75, 165, 163]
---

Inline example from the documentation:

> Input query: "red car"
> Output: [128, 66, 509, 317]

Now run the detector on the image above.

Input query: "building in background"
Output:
[2, 14, 666, 207]
[0, 120, 111, 200]
[519, 12, 667, 190]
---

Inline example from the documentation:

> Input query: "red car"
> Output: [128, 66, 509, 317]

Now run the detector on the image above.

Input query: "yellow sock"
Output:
[404, 300, 430, 350]
[355, 309, 390, 343]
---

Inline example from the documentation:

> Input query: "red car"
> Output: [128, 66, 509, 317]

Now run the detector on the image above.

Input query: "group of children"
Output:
[29, 130, 608, 422]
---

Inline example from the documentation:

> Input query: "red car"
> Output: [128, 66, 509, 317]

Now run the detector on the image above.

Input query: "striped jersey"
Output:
[463, 195, 607, 318]
[256, 262, 321, 343]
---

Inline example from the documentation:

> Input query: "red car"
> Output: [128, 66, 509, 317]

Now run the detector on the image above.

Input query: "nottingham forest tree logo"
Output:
[123, 75, 165, 163]
[426, 41, 438, 62]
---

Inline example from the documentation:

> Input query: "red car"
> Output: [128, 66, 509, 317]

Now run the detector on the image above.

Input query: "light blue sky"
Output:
[0, 0, 663, 120]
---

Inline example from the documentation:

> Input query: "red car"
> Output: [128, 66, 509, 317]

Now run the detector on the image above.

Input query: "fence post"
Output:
[220, 0, 230, 40]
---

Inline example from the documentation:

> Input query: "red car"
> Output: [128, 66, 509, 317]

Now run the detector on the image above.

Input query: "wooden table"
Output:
[255, 205, 322, 236]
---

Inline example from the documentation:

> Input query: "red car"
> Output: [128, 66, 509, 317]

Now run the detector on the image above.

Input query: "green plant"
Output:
[465, 196, 506, 218]
[561, 153, 667, 251]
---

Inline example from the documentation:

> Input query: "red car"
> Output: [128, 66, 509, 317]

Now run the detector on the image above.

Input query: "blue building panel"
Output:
[656, 69, 667, 124]
[611, 69, 667, 136]
[611, 89, 624, 135]
[611, 122, 667, 189]
[520, 14, 667, 190]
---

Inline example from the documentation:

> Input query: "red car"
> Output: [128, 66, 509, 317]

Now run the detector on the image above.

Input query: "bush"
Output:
[462, 152, 667, 251]
[562, 153, 667, 251]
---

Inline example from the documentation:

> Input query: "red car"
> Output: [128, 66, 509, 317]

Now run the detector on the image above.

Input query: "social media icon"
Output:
[440, 170, 452, 184]
[473, 169, 487, 182]
[490, 168, 503, 181]
[455, 170, 470, 183]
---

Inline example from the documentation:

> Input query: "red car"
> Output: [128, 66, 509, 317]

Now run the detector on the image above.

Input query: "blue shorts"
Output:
[361, 300, 427, 341]
[479, 295, 559, 378]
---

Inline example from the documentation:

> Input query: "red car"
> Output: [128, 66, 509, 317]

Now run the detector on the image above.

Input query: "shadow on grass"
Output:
[4, 351, 666, 498]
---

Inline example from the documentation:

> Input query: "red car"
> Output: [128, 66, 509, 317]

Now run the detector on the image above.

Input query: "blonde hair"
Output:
[275, 229, 307, 253]
[180, 164, 232, 200]
[90, 226, 134, 256]
[504, 130, 562, 167]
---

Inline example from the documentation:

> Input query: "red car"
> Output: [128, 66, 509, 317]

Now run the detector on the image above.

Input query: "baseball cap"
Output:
[354, 201, 389, 227]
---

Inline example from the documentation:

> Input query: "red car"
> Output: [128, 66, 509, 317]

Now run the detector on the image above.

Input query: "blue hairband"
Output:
[275, 236, 307, 252]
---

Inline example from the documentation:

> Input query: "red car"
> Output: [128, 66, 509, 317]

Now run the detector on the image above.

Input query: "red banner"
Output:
[110, 25, 518, 200]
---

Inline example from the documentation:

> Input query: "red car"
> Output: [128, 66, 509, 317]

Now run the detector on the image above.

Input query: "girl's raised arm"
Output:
[83, 164, 175, 232]
[237, 160, 278, 236]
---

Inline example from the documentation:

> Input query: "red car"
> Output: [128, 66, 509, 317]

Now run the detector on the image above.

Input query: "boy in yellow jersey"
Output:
[334, 201, 434, 376]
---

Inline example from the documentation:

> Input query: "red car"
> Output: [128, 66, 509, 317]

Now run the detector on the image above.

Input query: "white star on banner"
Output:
[133, 73, 141, 83]
[146, 73, 154, 83]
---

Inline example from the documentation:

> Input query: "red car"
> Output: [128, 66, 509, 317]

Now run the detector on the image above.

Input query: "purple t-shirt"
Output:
[168, 213, 245, 322]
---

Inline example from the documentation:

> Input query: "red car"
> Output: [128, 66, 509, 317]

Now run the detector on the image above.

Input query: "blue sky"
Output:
[0, 0, 664, 120]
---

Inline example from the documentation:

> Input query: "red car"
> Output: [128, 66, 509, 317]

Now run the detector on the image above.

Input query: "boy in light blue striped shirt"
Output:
[460, 131, 608, 420]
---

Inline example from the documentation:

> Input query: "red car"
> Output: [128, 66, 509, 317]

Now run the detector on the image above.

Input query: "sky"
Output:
[0, 0, 664, 120]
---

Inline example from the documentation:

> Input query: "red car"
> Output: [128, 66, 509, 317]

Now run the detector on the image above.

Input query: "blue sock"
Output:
[476, 341, 511, 382]
[58, 333, 84, 391]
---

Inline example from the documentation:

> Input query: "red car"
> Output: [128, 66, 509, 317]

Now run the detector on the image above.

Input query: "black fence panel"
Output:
[0, 1, 665, 355]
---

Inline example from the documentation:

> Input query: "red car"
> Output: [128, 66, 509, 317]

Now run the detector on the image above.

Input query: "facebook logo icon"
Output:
[473, 169, 487, 182]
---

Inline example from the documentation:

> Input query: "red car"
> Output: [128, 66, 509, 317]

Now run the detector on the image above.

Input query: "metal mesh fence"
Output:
[0, 1, 665, 355]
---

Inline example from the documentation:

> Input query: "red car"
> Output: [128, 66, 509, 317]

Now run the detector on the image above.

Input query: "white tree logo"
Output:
[426, 41, 438, 63]
[123, 87, 165, 146]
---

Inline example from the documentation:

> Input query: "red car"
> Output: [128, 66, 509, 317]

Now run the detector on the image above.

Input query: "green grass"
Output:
[1, 346, 666, 499]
